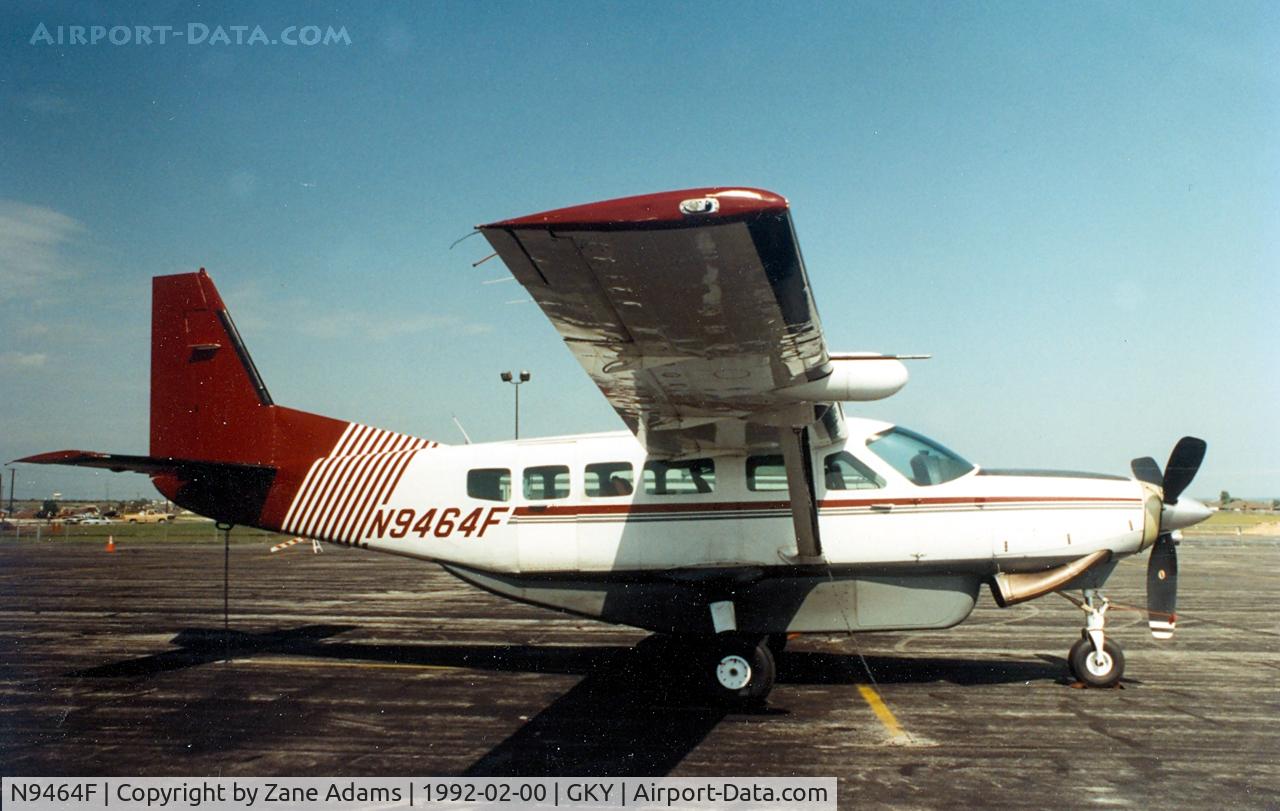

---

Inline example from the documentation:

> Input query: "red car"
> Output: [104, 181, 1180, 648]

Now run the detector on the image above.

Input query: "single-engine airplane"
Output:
[18, 187, 1211, 703]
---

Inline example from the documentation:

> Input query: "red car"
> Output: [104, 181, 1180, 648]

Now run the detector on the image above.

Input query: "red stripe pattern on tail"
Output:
[281, 423, 435, 543]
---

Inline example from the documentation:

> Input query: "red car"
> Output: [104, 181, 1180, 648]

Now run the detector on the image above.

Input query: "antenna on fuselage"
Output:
[451, 414, 472, 445]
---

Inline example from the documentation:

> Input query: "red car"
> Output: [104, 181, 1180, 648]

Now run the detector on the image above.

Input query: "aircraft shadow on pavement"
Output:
[779, 650, 1068, 686]
[462, 649, 733, 776]
[66, 624, 359, 679]
[65, 626, 1070, 775]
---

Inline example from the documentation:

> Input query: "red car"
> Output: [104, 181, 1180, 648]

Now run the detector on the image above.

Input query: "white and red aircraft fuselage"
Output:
[19, 188, 1210, 703]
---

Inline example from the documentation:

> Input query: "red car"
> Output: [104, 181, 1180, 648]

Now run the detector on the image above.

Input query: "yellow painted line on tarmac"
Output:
[857, 683, 912, 743]
[231, 657, 459, 672]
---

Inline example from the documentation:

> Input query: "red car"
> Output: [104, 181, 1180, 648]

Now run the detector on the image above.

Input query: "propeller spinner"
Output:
[1131, 437, 1209, 640]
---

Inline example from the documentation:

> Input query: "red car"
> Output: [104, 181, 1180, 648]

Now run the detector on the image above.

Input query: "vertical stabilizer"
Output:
[25, 268, 437, 532]
[151, 269, 282, 464]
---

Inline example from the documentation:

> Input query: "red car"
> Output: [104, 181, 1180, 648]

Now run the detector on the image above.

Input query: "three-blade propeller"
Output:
[1131, 437, 1208, 640]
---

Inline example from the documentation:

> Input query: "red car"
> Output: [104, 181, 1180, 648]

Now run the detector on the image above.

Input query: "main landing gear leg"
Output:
[1065, 588, 1125, 688]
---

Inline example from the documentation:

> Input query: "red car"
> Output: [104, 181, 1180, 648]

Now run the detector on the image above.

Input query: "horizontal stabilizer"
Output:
[15, 450, 276, 526]
[15, 449, 271, 475]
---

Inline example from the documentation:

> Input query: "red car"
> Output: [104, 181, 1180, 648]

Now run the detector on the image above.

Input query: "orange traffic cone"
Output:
[105, 536, 116, 553]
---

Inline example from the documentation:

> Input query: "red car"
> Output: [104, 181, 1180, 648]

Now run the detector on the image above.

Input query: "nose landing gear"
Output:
[1062, 589, 1125, 688]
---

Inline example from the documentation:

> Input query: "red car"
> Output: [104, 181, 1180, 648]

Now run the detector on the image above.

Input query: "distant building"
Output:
[1218, 499, 1277, 513]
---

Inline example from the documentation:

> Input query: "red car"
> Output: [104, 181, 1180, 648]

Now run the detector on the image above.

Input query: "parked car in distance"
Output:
[79, 516, 113, 525]
[121, 509, 176, 524]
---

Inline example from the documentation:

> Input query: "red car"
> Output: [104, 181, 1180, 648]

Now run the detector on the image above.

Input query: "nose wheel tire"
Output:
[1068, 637, 1125, 688]
[705, 636, 775, 705]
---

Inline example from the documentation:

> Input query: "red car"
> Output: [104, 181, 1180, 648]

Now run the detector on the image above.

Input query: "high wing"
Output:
[478, 187, 906, 459]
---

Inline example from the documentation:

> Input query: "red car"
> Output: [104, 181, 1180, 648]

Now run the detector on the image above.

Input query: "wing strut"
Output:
[781, 427, 823, 561]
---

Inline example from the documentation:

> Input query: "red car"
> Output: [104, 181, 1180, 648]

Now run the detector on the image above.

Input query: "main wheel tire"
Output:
[705, 636, 776, 706]
[1067, 636, 1089, 681]
[1069, 638, 1125, 688]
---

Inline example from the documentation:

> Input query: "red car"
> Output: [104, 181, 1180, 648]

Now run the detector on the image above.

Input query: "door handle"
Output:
[870, 503, 894, 512]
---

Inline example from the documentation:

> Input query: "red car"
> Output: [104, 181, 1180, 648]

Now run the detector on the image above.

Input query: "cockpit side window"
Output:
[866, 427, 974, 486]
[823, 451, 885, 490]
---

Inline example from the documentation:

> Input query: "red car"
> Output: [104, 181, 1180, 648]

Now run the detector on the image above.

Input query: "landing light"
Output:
[679, 197, 720, 216]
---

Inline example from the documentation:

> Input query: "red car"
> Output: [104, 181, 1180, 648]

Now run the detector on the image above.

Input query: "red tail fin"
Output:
[147, 269, 350, 523]
[150, 269, 348, 466]
[20, 269, 436, 532]
[152, 270, 277, 463]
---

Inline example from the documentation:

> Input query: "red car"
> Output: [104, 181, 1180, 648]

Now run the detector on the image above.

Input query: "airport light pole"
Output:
[6, 466, 14, 516]
[499, 370, 531, 439]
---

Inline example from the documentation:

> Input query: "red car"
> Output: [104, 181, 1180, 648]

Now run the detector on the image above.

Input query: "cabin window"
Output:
[467, 468, 511, 502]
[523, 465, 570, 500]
[585, 462, 634, 497]
[823, 451, 885, 490]
[746, 455, 789, 491]
[866, 426, 974, 486]
[642, 458, 715, 495]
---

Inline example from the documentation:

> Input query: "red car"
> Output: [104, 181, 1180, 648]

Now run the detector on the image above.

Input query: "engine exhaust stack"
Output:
[990, 550, 1113, 608]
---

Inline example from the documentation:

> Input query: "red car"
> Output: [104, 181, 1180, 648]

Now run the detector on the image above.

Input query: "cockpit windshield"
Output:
[866, 426, 974, 486]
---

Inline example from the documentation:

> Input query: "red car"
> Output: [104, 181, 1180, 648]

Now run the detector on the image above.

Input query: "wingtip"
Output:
[12, 450, 105, 465]
[480, 187, 788, 230]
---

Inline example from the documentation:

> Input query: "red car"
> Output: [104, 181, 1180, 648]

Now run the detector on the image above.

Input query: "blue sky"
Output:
[1, 1, 1276, 502]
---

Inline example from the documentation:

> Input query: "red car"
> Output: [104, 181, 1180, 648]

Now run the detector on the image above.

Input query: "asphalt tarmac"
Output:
[1, 533, 1276, 809]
